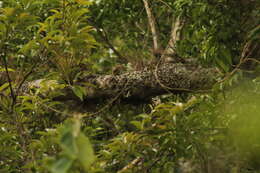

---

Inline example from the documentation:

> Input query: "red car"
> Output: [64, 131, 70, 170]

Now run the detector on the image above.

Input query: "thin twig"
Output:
[117, 157, 143, 173]
[15, 63, 37, 97]
[86, 78, 130, 118]
[155, 0, 173, 10]
[217, 41, 260, 84]
[1, 55, 16, 108]
[90, 21, 128, 64]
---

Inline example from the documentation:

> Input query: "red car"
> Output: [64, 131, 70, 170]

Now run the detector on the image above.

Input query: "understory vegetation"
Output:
[0, 0, 260, 172]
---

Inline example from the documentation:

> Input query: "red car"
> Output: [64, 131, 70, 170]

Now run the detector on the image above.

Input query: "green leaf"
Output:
[0, 23, 6, 37]
[17, 102, 35, 111]
[75, 0, 92, 6]
[0, 67, 15, 72]
[249, 25, 260, 40]
[71, 8, 89, 21]
[221, 46, 232, 66]
[0, 83, 9, 92]
[3, 7, 15, 17]
[72, 86, 86, 101]
[216, 57, 229, 72]
[76, 133, 95, 171]
[60, 132, 78, 159]
[130, 121, 143, 130]
[79, 26, 94, 33]
[50, 157, 73, 173]
[19, 40, 39, 55]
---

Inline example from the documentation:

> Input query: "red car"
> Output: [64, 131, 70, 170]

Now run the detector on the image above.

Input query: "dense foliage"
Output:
[0, 0, 260, 173]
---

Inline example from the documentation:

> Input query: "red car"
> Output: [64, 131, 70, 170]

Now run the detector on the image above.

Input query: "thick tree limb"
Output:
[164, 16, 183, 55]
[1, 61, 217, 103]
[74, 62, 216, 101]
[155, 16, 184, 61]
[2, 38, 259, 103]
[143, 0, 160, 51]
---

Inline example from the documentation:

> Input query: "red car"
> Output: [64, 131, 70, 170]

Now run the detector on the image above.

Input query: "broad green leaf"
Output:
[72, 86, 86, 101]
[50, 157, 73, 173]
[76, 133, 95, 171]
[60, 132, 78, 159]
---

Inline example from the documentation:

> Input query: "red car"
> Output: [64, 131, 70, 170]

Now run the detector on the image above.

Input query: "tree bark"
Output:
[0, 62, 217, 102]
[46, 62, 216, 102]
[143, 0, 159, 51]
[163, 16, 183, 56]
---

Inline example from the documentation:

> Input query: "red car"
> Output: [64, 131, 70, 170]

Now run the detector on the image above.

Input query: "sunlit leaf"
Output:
[130, 121, 143, 130]
[0, 83, 9, 92]
[75, 0, 92, 6]
[3, 7, 15, 16]
[0, 67, 15, 72]
[71, 86, 86, 101]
